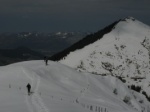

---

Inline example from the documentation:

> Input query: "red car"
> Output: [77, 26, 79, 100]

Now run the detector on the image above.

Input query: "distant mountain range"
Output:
[0, 31, 88, 66]
[50, 17, 150, 102]
[0, 32, 88, 56]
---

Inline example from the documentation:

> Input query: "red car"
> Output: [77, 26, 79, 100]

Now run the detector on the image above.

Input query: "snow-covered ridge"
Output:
[0, 60, 149, 112]
[59, 17, 150, 102]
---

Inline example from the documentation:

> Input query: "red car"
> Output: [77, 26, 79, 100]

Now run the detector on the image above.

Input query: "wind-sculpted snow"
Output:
[0, 60, 149, 112]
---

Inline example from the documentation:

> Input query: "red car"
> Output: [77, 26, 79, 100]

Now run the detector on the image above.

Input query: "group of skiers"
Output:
[26, 56, 49, 95]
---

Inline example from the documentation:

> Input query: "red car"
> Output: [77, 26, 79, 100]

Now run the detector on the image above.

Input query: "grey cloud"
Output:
[0, 0, 150, 32]
[1, 0, 150, 14]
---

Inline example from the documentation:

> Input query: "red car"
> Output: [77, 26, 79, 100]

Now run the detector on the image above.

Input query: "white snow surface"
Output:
[0, 60, 149, 112]
[60, 17, 150, 105]
[60, 17, 150, 69]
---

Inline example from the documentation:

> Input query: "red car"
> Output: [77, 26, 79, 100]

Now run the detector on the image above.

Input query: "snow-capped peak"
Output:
[54, 17, 150, 104]
[123, 16, 136, 21]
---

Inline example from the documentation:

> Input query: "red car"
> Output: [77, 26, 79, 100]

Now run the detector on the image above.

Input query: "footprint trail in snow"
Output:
[22, 68, 49, 112]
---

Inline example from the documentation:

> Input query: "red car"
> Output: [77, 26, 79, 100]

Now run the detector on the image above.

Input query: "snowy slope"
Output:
[59, 17, 150, 102]
[0, 60, 149, 112]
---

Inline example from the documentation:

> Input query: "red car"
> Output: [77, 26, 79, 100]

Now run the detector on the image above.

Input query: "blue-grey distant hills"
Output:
[0, 46, 44, 66]
[0, 32, 87, 65]
[0, 32, 88, 56]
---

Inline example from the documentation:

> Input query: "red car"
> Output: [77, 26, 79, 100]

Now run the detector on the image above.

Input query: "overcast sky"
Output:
[0, 0, 150, 33]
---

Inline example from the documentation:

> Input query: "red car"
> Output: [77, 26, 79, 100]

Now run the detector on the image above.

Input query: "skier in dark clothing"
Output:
[26, 83, 31, 95]
[44, 56, 48, 66]
[45, 59, 48, 65]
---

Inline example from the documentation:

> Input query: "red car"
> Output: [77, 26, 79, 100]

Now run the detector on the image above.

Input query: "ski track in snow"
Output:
[78, 74, 89, 101]
[22, 68, 50, 112]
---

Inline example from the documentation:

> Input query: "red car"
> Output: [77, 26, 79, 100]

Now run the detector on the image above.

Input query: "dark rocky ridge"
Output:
[50, 20, 120, 61]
